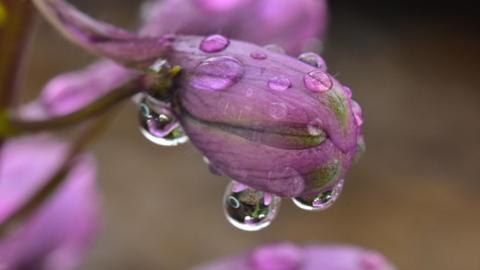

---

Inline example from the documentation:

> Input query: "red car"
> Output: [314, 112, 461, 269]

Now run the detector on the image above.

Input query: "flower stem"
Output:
[0, 0, 35, 109]
[0, 82, 140, 138]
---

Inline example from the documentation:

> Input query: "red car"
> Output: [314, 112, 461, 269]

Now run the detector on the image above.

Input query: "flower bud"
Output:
[168, 36, 362, 197]
[192, 243, 396, 270]
[0, 136, 100, 270]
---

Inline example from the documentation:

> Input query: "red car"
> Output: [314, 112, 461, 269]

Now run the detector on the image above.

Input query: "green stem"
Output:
[0, 0, 35, 109]
[0, 83, 140, 138]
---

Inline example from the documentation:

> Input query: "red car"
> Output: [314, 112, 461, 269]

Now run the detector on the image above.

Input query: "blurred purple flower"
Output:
[0, 136, 100, 270]
[192, 243, 396, 270]
[40, 0, 327, 115]
[32, 0, 363, 199]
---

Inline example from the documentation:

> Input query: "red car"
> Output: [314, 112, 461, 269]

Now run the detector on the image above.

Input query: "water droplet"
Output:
[351, 100, 363, 126]
[303, 70, 333, 92]
[268, 76, 292, 91]
[307, 119, 324, 136]
[269, 102, 288, 120]
[190, 56, 244, 91]
[199, 34, 230, 53]
[264, 44, 285, 54]
[250, 51, 268, 60]
[224, 181, 281, 231]
[298, 52, 327, 71]
[292, 179, 344, 211]
[138, 97, 188, 146]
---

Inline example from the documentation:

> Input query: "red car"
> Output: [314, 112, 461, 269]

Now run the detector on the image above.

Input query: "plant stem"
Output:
[0, 0, 35, 109]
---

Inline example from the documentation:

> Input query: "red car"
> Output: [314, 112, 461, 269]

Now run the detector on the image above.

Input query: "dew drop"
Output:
[264, 44, 285, 54]
[190, 56, 244, 91]
[269, 102, 288, 120]
[298, 52, 327, 71]
[250, 51, 268, 60]
[224, 181, 281, 231]
[303, 70, 333, 92]
[138, 97, 188, 146]
[199, 34, 230, 53]
[292, 179, 344, 211]
[268, 76, 292, 91]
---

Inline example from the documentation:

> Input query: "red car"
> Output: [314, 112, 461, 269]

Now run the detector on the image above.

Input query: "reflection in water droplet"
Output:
[138, 97, 188, 146]
[268, 76, 292, 91]
[264, 44, 285, 54]
[250, 51, 268, 60]
[303, 70, 333, 92]
[199, 34, 230, 53]
[298, 52, 327, 71]
[269, 102, 288, 120]
[292, 179, 344, 211]
[224, 181, 281, 231]
[190, 56, 244, 91]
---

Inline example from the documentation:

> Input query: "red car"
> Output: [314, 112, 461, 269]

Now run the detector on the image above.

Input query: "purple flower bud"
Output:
[0, 136, 100, 270]
[141, 0, 328, 54]
[192, 243, 396, 270]
[168, 36, 362, 197]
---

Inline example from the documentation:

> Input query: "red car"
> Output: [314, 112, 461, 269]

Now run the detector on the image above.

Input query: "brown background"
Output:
[21, 1, 480, 269]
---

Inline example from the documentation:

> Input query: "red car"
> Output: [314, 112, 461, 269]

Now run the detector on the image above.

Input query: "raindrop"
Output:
[224, 181, 281, 231]
[199, 34, 230, 53]
[269, 102, 288, 120]
[250, 51, 268, 60]
[190, 56, 244, 91]
[268, 76, 292, 91]
[138, 96, 188, 146]
[292, 179, 344, 211]
[298, 52, 327, 71]
[303, 70, 333, 92]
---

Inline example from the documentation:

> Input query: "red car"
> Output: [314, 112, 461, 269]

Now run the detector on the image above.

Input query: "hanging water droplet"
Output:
[298, 52, 327, 71]
[268, 76, 292, 91]
[224, 181, 281, 231]
[199, 34, 230, 53]
[250, 51, 268, 60]
[190, 56, 244, 91]
[269, 102, 288, 120]
[264, 44, 285, 54]
[292, 179, 344, 211]
[138, 97, 188, 146]
[303, 70, 333, 93]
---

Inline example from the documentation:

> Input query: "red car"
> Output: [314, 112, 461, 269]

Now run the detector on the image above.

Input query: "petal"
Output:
[33, 0, 173, 67]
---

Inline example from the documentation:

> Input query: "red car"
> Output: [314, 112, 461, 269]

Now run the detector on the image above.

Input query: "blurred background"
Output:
[20, 0, 480, 269]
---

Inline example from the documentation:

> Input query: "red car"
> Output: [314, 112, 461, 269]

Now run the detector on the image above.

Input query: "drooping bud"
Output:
[0, 136, 100, 270]
[192, 243, 396, 270]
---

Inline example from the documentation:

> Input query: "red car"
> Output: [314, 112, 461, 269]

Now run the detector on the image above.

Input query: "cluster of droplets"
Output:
[138, 95, 188, 146]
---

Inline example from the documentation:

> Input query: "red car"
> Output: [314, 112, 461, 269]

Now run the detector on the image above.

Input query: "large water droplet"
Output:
[224, 181, 281, 231]
[264, 44, 285, 54]
[250, 51, 268, 60]
[303, 70, 333, 93]
[292, 179, 344, 211]
[138, 97, 188, 146]
[298, 52, 327, 71]
[190, 56, 244, 91]
[199, 34, 230, 53]
[269, 102, 288, 120]
[268, 76, 292, 91]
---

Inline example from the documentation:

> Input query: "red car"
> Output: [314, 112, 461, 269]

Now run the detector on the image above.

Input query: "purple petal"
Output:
[192, 243, 396, 270]
[0, 136, 100, 270]
[41, 59, 139, 116]
[33, 0, 173, 66]
[169, 36, 360, 197]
